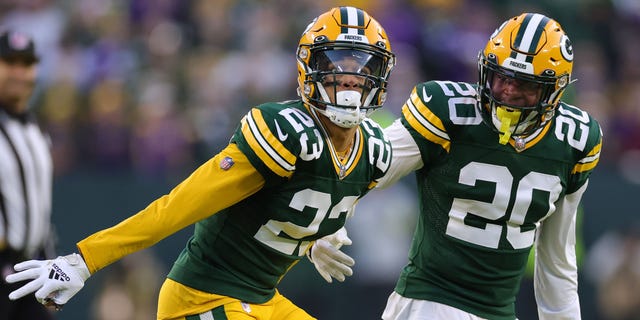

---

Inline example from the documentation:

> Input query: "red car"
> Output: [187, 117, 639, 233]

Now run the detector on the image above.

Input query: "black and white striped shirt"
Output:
[0, 109, 53, 259]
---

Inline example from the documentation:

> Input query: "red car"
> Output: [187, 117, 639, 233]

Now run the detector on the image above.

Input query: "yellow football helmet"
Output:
[478, 13, 574, 141]
[297, 6, 395, 128]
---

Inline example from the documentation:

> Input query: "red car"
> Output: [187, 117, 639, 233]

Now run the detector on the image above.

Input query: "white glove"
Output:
[308, 227, 355, 283]
[5, 253, 90, 309]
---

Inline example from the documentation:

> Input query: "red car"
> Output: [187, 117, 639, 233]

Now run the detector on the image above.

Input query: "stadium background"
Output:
[2, 0, 639, 319]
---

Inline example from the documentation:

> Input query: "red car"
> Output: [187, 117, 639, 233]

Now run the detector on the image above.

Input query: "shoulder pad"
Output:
[400, 81, 478, 152]
[554, 103, 602, 175]
[235, 102, 329, 177]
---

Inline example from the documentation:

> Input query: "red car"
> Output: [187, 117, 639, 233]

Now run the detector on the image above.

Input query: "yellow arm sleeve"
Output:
[77, 143, 265, 274]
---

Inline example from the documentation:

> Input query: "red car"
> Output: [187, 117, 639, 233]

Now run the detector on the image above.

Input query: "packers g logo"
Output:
[560, 34, 573, 62]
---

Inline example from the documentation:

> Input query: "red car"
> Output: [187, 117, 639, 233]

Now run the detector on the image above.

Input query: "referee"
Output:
[0, 30, 55, 319]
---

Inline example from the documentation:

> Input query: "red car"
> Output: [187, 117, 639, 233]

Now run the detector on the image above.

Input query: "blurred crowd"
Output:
[2, 0, 639, 319]
[0, 0, 638, 182]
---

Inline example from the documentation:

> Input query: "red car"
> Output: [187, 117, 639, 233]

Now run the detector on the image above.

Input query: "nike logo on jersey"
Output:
[49, 263, 71, 282]
[422, 87, 433, 103]
[274, 120, 288, 141]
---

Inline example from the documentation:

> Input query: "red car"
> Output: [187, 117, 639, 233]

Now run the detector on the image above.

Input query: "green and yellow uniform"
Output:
[379, 80, 602, 320]
[77, 100, 391, 319]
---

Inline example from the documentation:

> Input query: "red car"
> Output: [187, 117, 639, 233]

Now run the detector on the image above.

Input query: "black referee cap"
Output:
[0, 31, 39, 64]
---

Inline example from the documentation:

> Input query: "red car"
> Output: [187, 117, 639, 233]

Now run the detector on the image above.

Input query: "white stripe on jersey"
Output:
[578, 152, 600, 164]
[246, 111, 295, 172]
[199, 311, 214, 320]
[406, 98, 450, 141]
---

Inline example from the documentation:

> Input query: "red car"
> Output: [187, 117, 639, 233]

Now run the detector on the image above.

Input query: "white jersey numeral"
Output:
[279, 108, 323, 160]
[254, 189, 358, 256]
[445, 162, 561, 249]
[433, 81, 482, 125]
[554, 105, 590, 152]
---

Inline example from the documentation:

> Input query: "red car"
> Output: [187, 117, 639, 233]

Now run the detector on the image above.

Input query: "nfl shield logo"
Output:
[220, 156, 234, 170]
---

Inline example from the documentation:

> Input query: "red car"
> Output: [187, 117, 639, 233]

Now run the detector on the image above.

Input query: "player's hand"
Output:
[5, 253, 90, 308]
[308, 227, 355, 283]
[322, 227, 352, 249]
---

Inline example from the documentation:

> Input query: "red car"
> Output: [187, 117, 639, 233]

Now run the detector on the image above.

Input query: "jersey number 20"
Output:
[445, 162, 562, 249]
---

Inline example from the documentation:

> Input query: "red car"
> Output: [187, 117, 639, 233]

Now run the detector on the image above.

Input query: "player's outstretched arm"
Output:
[5, 253, 90, 310]
[307, 227, 355, 283]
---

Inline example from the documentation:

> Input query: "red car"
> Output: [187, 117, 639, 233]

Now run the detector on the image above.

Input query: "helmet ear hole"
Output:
[557, 74, 569, 88]
[314, 35, 328, 43]
[375, 41, 387, 49]
[298, 48, 309, 60]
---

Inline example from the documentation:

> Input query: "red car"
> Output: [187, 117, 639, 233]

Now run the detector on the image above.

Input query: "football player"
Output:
[313, 12, 602, 320]
[381, 12, 602, 320]
[4, 6, 395, 320]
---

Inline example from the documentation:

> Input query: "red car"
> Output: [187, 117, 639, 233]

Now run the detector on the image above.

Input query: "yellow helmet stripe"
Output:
[240, 109, 296, 177]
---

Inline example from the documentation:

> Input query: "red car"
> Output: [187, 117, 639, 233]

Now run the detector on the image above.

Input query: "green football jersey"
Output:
[395, 81, 602, 319]
[168, 100, 391, 304]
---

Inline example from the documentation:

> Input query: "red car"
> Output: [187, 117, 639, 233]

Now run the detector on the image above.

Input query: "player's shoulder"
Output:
[360, 117, 387, 140]
[404, 80, 477, 121]
[235, 100, 314, 179]
[251, 100, 319, 137]
[252, 100, 304, 126]
[253, 100, 301, 114]
[360, 117, 392, 173]
[400, 80, 478, 146]
[553, 102, 603, 155]
[419, 80, 477, 99]
[551, 102, 603, 184]
[555, 102, 602, 133]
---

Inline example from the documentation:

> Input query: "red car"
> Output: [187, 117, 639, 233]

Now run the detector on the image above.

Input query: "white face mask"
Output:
[322, 90, 367, 128]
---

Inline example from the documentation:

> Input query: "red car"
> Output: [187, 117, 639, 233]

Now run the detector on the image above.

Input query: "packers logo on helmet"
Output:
[478, 13, 574, 142]
[560, 34, 574, 62]
[296, 6, 396, 128]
